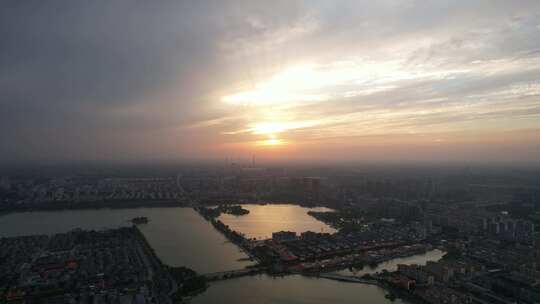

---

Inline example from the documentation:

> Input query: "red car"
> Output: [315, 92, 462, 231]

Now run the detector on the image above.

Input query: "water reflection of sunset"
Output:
[217, 204, 336, 240]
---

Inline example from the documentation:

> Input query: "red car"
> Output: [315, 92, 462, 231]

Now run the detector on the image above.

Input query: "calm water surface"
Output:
[191, 274, 408, 304]
[335, 249, 445, 276]
[1, 205, 441, 304]
[218, 204, 336, 239]
[0, 207, 251, 273]
[191, 249, 444, 304]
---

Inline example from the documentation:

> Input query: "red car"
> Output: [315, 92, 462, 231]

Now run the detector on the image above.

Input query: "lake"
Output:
[191, 249, 444, 304]
[191, 274, 408, 304]
[0, 204, 335, 272]
[0, 207, 250, 273]
[218, 204, 336, 239]
[0, 205, 442, 304]
[334, 249, 446, 276]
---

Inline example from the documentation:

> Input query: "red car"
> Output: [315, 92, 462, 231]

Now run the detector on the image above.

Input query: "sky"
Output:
[1, 1, 540, 164]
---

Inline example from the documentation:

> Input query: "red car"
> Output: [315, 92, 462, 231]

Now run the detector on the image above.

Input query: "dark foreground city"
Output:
[1, 163, 540, 303]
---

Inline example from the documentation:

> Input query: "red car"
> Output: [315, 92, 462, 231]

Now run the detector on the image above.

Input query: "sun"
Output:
[259, 138, 283, 146]
[256, 134, 285, 147]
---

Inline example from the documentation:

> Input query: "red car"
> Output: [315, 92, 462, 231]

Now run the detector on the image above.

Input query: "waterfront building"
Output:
[272, 231, 297, 242]
[397, 264, 435, 286]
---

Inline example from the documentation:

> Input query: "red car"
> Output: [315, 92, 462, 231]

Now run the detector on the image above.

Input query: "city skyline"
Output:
[2, 1, 540, 163]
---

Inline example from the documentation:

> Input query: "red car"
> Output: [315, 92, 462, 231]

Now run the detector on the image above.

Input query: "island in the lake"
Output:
[131, 216, 150, 224]
[197, 205, 250, 218]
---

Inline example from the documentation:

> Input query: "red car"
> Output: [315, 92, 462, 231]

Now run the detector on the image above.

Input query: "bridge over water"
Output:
[201, 267, 266, 282]
[310, 273, 381, 285]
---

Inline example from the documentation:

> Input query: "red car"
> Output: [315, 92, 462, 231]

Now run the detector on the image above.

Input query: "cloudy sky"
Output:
[1, 1, 540, 163]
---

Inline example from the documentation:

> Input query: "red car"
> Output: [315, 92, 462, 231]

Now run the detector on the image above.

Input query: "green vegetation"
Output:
[442, 247, 463, 260]
[169, 267, 208, 301]
[221, 205, 250, 216]
[308, 208, 367, 231]
[198, 205, 249, 218]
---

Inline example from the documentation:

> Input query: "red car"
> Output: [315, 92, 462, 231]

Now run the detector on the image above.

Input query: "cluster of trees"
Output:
[169, 266, 207, 301]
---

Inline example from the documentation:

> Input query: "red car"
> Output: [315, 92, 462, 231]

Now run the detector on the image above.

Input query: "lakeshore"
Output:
[193, 204, 448, 304]
[0, 205, 448, 303]
[0, 207, 252, 274]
